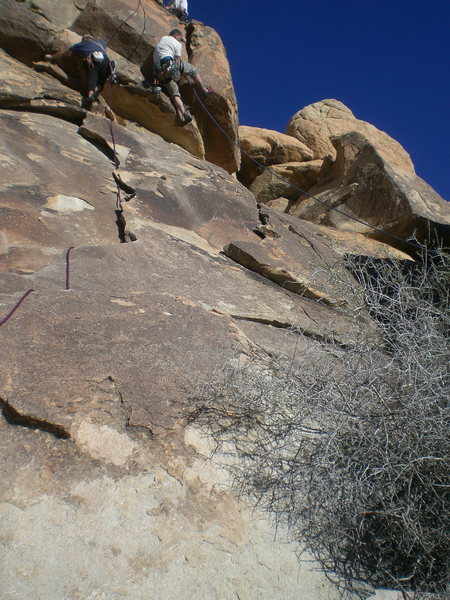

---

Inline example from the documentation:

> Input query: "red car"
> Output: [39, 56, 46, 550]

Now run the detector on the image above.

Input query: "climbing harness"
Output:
[156, 57, 184, 84]
[168, 7, 190, 24]
[108, 60, 118, 84]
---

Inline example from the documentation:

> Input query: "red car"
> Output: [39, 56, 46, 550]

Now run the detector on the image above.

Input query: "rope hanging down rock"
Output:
[0, 289, 34, 328]
[103, 0, 145, 213]
[0, 243, 75, 328]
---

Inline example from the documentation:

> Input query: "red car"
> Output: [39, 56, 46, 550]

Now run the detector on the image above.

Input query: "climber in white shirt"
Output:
[150, 29, 211, 126]
[166, 0, 189, 23]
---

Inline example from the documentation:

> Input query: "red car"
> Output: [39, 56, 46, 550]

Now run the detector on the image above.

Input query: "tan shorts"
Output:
[162, 61, 197, 97]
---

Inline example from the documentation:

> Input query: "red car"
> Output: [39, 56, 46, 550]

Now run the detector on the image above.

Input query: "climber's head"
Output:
[169, 29, 185, 43]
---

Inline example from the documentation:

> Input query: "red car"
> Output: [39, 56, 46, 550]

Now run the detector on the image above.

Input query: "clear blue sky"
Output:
[190, 0, 450, 201]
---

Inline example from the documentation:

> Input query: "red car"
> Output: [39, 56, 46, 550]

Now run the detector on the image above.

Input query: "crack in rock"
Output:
[76, 126, 138, 243]
[0, 397, 70, 439]
[229, 315, 292, 329]
[229, 314, 349, 347]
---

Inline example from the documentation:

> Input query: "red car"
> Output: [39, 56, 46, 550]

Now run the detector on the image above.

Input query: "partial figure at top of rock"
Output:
[286, 99, 415, 174]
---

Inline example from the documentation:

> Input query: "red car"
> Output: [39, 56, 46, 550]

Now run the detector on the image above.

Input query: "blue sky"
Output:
[189, 0, 450, 201]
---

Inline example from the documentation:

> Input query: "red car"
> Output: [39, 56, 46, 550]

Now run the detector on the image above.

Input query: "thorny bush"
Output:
[189, 247, 449, 599]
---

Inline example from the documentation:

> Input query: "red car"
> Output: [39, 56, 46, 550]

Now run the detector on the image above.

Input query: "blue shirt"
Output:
[69, 39, 107, 57]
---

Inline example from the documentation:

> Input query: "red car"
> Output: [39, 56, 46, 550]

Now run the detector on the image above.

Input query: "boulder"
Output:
[264, 197, 290, 212]
[249, 159, 323, 203]
[289, 132, 450, 250]
[0, 49, 83, 118]
[0, 0, 58, 64]
[19, 0, 83, 28]
[295, 220, 412, 261]
[224, 207, 361, 307]
[286, 99, 415, 174]
[72, 0, 174, 66]
[0, 282, 339, 600]
[238, 125, 314, 187]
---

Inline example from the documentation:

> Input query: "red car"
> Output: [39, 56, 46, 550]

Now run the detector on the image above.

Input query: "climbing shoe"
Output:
[181, 111, 192, 126]
[81, 96, 93, 110]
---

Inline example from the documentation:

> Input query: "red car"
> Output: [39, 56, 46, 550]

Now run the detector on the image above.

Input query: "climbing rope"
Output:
[105, 0, 147, 55]
[0, 243, 76, 327]
[65, 246, 75, 290]
[0, 289, 34, 328]
[104, 80, 122, 208]
[191, 86, 425, 254]
[101, 0, 149, 215]
[125, 0, 147, 62]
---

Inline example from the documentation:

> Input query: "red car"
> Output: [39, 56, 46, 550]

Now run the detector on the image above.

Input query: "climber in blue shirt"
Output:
[45, 35, 113, 109]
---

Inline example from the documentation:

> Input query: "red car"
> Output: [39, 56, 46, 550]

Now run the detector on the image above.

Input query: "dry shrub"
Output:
[190, 247, 449, 599]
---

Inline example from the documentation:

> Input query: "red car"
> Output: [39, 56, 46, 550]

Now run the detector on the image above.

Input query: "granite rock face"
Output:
[238, 125, 314, 187]
[0, 2, 446, 599]
[0, 92, 384, 600]
[0, 0, 239, 167]
[0, 101, 408, 600]
[286, 98, 415, 173]
[288, 131, 450, 249]
[249, 159, 323, 204]
[185, 23, 241, 173]
[0, 107, 355, 598]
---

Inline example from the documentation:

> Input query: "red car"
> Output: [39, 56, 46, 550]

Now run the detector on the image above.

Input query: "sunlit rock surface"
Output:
[0, 2, 448, 599]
